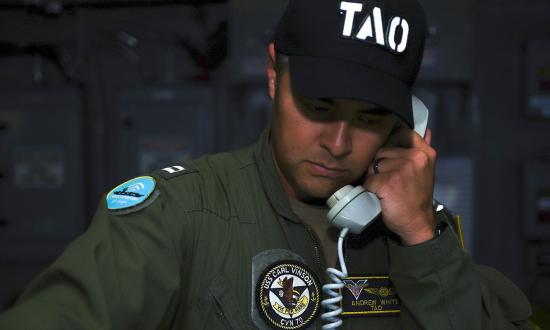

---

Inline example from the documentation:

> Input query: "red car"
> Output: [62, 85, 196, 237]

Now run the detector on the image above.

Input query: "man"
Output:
[0, 0, 533, 329]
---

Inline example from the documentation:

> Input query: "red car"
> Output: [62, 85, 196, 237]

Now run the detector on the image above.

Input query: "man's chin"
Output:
[297, 181, 348, 203]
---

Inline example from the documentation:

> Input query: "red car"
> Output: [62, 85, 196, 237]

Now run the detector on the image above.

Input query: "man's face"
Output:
[270, 68, 398, 202]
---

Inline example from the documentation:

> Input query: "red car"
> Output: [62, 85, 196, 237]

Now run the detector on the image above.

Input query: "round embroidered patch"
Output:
[106, 176, 156, 210]
[256, 261, 321, 329]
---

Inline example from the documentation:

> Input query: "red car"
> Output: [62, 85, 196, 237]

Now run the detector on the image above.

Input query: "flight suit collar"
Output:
[253, 127, 302, 224]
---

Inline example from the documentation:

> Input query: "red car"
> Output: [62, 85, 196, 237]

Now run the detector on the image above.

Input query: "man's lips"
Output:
[307, 161, 348, 179]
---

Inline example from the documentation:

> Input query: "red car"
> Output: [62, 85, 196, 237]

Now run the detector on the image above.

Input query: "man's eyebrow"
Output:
[359, 107, 392, 116]
[315, 98, 391, 115]
[318, 98, 335, 105]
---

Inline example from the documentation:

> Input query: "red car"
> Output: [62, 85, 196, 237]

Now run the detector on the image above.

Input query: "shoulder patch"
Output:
[158, 164, 198, 180]
[106, 176, 157, 212]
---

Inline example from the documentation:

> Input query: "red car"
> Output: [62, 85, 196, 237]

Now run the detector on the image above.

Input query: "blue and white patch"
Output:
[106, 176, 156, 211]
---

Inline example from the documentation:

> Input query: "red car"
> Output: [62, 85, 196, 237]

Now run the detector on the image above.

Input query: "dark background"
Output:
[0, 0, 549, 324]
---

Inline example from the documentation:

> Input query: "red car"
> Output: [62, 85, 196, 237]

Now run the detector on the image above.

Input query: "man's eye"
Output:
[312, 106, 330, 112]
[303, 104, 335, 122]
[357, 114, 379, 125]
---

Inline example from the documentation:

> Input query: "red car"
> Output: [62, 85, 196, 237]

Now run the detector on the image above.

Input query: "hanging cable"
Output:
[321, 227, 350, 329]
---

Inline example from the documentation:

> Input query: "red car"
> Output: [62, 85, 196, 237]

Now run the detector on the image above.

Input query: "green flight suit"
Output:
[0, 129, 533, 329]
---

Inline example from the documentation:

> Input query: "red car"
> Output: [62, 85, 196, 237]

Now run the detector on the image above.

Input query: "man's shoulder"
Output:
[149, 145, 259, 216]
[100, 144, 259, 218]
[152, 145, 256, 185]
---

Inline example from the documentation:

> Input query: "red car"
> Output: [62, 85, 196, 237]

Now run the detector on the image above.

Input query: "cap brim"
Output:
[288, 55, 414, 128]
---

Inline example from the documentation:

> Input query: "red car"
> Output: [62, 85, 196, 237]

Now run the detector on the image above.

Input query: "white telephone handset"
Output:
[325, 95, 430, 234]
[320, 95, 430, 329]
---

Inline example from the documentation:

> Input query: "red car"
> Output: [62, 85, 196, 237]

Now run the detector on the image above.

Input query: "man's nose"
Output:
[320, 120, 352, 159]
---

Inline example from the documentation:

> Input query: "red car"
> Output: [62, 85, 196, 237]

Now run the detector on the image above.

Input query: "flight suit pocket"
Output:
[208, 274, 254, 330]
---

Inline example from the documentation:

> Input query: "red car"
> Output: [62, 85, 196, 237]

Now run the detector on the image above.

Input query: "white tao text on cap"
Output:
[340, 1, 410, 54]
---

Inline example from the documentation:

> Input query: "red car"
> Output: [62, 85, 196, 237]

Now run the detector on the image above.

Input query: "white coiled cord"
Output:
[320, 227, 350, 329]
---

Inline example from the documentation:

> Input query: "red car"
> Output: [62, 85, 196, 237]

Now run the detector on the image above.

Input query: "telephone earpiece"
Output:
[325, 95, 429, 234]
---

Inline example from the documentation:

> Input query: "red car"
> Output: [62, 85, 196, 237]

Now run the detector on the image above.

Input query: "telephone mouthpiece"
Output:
[327, 186, 354, 208]
[326, 185, 381, 234]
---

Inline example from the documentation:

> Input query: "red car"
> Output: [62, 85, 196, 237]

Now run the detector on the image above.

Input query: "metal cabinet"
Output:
[0, 87, 85, 261]
[116, 85, 217, 179]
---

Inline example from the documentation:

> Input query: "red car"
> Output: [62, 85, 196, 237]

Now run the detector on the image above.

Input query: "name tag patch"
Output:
[340, 276, 400, 316]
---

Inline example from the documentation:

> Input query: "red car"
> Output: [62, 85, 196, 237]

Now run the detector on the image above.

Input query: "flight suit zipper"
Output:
[306, 225, 321, 269]
[304, 224, 327, 279]
[213, 299, 233, 329]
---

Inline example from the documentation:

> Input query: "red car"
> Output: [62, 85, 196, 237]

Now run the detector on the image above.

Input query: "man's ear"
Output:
[267, 42, 277, 100]
[384, 119, 421, 148]
[383, 120, 404, 148]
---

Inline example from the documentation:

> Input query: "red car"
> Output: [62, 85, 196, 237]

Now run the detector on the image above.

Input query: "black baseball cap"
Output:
[273, 0, 427, 128]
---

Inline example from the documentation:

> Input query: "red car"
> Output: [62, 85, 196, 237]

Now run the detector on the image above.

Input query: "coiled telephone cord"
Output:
[320, 227, 350, 329]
